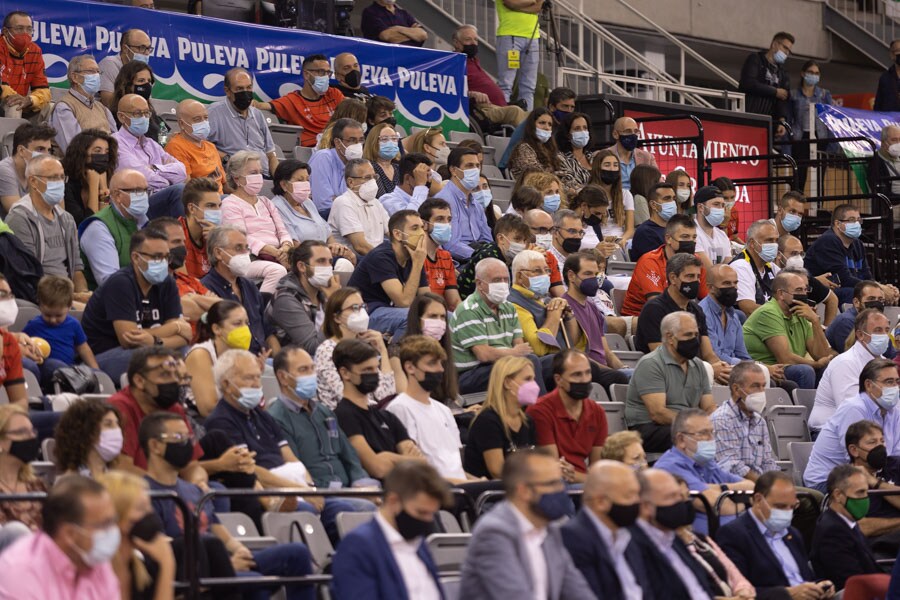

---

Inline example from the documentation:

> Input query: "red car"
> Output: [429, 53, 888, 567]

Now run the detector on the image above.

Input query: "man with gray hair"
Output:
[873, 123, 900, 200]
[451, 256, 547, 394]
[730, 218, 780, 316]
[49, 54, 116, 152]
[626, 311, 715, 452]
[309, 117, 366, 217]
[711, 361, 779, 479]
[327, 157, 389, 256]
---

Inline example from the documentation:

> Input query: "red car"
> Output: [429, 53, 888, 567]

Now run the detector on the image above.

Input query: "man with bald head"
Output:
[164, 99, 225, 191]
[99, 28, 153, 109]
[560, 460, 649, 600]
[331, 53, 372, 102]
[50, 54, 116, 152]
[114, 93, 187, 218]
[776, 233, 838, 326]
[602, 117, 657, 191]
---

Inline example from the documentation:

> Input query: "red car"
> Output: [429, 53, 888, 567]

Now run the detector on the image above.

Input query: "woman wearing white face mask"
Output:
[221, 151, 294, 270]
[508, 108, 562, 182]
[557, 112, 595, 195]
[54, 397, 124, 479]
[666, 168, 694, 214]
[313, 288, 403, 409]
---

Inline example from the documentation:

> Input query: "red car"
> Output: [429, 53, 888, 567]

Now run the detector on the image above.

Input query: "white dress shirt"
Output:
[374, 512, 441, 600]
[811, 341, 876, 430]
[586, 509, 642, 600]
[510, 504, 549, 600]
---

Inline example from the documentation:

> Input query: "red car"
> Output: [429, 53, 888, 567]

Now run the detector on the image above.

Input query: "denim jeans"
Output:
[495, 35, 540, 110]
[240, 543, 314, 600]
[94, 346, 136, 386]
[784, 364, 816, 389]
[367, 306, 409, 339]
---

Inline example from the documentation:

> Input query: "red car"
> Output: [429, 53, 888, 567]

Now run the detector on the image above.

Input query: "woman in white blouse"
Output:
[589, 149, 635, 250]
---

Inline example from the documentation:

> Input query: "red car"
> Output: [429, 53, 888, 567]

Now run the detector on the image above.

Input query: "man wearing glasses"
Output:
[49, 54, 117, 152]
[0, 11, 51, 122]
[98, 28, 153, 109]
[255, 54, 344, 148]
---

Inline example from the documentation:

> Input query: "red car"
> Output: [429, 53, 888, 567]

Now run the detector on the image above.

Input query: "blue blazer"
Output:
[560, 510, 650, 600]
[628, 523, 715, 599]
[715, 511, 815, 594]
[331, 518, 444, 600]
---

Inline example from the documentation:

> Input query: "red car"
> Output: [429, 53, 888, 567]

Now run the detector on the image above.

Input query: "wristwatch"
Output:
[153, 335, 163, 346]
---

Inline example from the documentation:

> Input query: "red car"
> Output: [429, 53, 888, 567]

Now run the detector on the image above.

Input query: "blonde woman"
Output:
[317, 98, 368, 150]
[98, 471, 176, 600]
[0, 405, 44, 552]
[522, 171, 567, 215]
[463, 356, 537, 479]
[363, 123, 401, 197]
[405, 127, 448, 195]
[600, 430, 648, 470]
[590, 149, 635, 248]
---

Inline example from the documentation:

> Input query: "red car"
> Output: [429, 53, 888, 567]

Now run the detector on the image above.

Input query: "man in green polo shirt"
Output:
[743, 268, 835, 390]
[495, 0, 542, 110]
[450, 256, 548, 394]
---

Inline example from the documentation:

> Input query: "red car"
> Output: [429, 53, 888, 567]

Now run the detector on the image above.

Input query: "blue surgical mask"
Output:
[704, 206, 725, 227]
[693, 440, 717, 464]
[312, 75, 330, 95]
[868, 333, 890, 357]
[781, 213, 802, 232]
[74, 524, 121, 567]
[378, 141, 399, 160]
[294, 375, 318, 400]
[533, 490, 575, 521]
[543, 194, 561, 213]
[472, 189, 492, 208]
[204, 209, 222, 225]
[40, 180, 65, 206]
[764, 507, 794, 534]
[81, 73, 101, 96]
[758, 242, 778, 263]
[190, 120, 211, 141]
[431, 222, 452, 245]
[571, 130, 590, 149]
[877, 383, 900, 410]
[658, 200, 677, 221]
[460, 167, 481, 191]
[238, 387, 264, 410]
[131, 52, 151, 64]
[141, 258, 170, 285]
[528, 274, 551, 297]
[803, 74, 819, 87]
[774, 50, 787, 64]
[126, 191, 149, 218]
[127, 116, 150, 137]
[535, 128, 552, 144]
[843, 221, 862, 239]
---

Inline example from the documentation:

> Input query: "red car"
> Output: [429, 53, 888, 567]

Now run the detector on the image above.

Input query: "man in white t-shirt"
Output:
[693, 185, 732, 268]
[730, 219, 780, 317]
[328, 158, 389, 256]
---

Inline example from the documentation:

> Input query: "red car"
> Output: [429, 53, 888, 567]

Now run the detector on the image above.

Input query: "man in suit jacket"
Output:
[459, 449, 596, 600]
[561, 460, 649, 600]
[716, 470, 836, 600]
[331, 461, 449, 600]
[811, 465, 881, 590]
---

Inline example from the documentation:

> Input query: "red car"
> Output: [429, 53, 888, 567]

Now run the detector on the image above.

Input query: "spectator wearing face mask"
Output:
[666, 169, 694, 215]
[845, 420, 900, 531]
[164, 99, 225, 191]
[110, 62, 167, 147]
[435, 146, 491, 260]
[0, 123, 54, 219]
[692, 186, 731, 268]
[588, 150, 634, 250]
[739, 31, 794, 138]
[417, 199, 461, 310]
[602, 117, 657, 191]
[508, 108, 561, 182]
[557, 112, 595, 194]
[331, 53, 372, 103]
[50, 55, 117, 153]
[872, 124, 900, 203]
[825, 280, 888, 354]
[0, 11, 51, 122]
[328, 158, 390, 256]
[98, 28, 152, 109]
[629, 183, 678, 262]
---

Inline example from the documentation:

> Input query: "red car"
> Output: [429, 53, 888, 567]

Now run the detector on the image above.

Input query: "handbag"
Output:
[51, 365, 100, 395]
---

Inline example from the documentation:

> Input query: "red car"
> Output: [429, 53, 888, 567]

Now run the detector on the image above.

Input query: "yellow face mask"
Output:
[226, 325, 252, 350]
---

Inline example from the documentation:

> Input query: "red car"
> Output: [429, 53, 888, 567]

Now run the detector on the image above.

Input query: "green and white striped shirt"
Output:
[450, 291, 523, 371]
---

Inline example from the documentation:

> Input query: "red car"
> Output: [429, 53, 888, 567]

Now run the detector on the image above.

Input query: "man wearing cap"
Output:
[693, 185, 732, 269]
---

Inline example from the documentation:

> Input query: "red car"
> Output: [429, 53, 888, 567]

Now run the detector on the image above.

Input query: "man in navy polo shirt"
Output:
[360, 0, 428, 47]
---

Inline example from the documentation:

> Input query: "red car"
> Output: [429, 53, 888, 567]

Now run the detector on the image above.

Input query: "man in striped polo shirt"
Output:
[450, 257, 549, 394]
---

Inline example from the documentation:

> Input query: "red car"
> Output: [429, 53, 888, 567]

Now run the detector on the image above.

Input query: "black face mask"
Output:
[678, 280, 700, 300]
[716, 286, 739, 308]
[895, 54, 900, 67]
[461, 44, 478, 59]
[133, 83, 153, 100]
[864, 300, 886, 313]
[382, 116, 397, 127]
[7, 437, 39, 463]
[130, 512, 164, 542]
[676, 240, 696, 255]
[866, 444, 888, 471]
[654, 499, 696, 530]
[395, 509, 436, 540]
[88, 153, 109, 173]
[356, 372, 381, 395]
[607, 501, 641, 528]
[561, 237, 582, 254]
[168, 245, 187, 270]
[566, 381, 592, 401]
[232, 90, 253, 111]
[584, 213, 602, 226]
[153, 382, 182, 409]
[343, 69, 361, 88]
[791, 294, 812, 307]
[163, 440, 194, 469]
[417, 370, 444, 393]
[675, 337, 701, 360]
[599, 170, 620, 185]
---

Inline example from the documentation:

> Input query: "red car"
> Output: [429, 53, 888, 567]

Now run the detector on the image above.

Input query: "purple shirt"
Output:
[360, 2, 422, 46]
[563, 290, 607, 366]
[113, 126, 187, 193]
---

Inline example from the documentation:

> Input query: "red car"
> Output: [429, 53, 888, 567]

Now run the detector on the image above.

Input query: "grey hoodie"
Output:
[267, 272, 326, 355]
[6, 194, 82, 278]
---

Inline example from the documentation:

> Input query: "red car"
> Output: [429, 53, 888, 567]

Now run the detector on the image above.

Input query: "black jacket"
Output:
[739, 50, 790, 121]
[0, 230, 42, 304]
[810, 509, 880, 590]
[874, 66, 900, 112]
[628, 522, 715, 599]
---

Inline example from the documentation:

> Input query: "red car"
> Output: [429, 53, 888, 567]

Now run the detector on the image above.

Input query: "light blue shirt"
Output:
[80, 204, 147, 286]
[586, 510, 642, 600]
[271, 195, 330, 242]
[620, 154, 637, 190]
[636, 520, 709, 599]
[748, 509, 805, 586]
[207, 100, 277, 176]
[379, 184, 429, 216]
[804, 392, 900, 486]
[699, 296, 752, 365]
[436, 182, 491, 260]
[308, 148, 347, 214]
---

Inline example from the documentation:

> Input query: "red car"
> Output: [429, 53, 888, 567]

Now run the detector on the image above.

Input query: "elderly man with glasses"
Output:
[49, 54, 117, 152]
[98, 28, 153, 109]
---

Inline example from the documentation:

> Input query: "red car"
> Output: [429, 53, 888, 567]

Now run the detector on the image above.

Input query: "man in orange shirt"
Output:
[418, 197, 461, 311]
[165, 99, 226, 191]
[254, 54, 344, 148]
[621, 214, 709, 316]
[179, 177, 222, 280]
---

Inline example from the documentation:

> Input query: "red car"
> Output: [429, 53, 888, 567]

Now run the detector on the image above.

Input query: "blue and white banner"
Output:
[4, 0, 469, 131]
[816, 103, 900, 156]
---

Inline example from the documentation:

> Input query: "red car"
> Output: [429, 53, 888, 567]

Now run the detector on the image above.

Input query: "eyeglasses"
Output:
[341, 303, 366, 313]
[684, 429, 714, 439]
[524, 267, 552, 276]
[305, 68, 334, 77]
[36, 174, 67, 183]
[342, 137, 365, 145]
[118, 187, 150, 195]
[137, 250, 170, 262]
[838, 217, 861, 224]
[530, 226, 552, 235]
[124, 110, 153, 118]
[558, 228, 585, 237]
[157, 432, 194, 444]
[127, 44, 153, 54]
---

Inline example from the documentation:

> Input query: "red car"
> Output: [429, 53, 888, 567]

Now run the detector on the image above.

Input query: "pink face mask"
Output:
[516, 380, 541, 406]
[291, 181, 311, 202]
[421, 318, 447, 340]
[243, 173, 264, 196]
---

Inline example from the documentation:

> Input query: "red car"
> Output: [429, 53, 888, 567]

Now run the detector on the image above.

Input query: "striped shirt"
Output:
[450, 291, 522, 371]
[710, 399, 778, 478]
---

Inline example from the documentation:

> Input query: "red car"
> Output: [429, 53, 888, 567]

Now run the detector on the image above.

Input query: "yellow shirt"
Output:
[511, 285, 586, 356]
[495, 0, 540, 39]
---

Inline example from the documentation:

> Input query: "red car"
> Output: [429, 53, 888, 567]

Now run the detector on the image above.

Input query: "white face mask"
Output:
[343, 142, 364, 161]
[357, 179, 379, 202]
[743, 391, 767, 414]
[309, 265, 333, 288]
[0, 298, 18, 328]
[345, 308, 370, 333]
[889, 143, 900, 159]
[226, 252, 252, 277]
[486, 282, 510, 304]
[676, 188, 691, 203]
[784, 255, 805, 270]
[534, 233, 553, 250]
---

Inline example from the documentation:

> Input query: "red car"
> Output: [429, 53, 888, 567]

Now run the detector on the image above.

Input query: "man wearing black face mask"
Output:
[601, 117, 658, 192]
[846, 420, 900, 542]
[331, 53, 372, 103]
[333, 460, 450, 599]
[561, 460, 650, 600]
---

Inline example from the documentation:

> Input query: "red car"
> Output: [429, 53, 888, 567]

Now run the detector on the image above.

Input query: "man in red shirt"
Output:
[527, 349, 608, 484]
[452, 25, 526, 128]
[255, 54, 344, 148]
[418, 197, 461, 311]
[179, 177, 221, 280]
[0, 11, 50, 121]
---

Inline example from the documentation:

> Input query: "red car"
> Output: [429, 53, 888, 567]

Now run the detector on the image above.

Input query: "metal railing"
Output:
[826, 0, 900, 46]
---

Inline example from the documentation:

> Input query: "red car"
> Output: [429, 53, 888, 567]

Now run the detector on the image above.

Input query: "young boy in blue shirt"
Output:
[23, 275, 99, 390]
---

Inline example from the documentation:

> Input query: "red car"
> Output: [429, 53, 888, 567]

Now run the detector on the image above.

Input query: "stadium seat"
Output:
[886, 305, 900, 325]
[776, 460, 794, 481]
[426, 533, 471, 572]
[437, 510, 463, 534]
[460, 391, 486, 407]
[94, 371, 117, 394]
[335, 511, 375, 539]
[625, 333, 636, 351]
[612, 289, 626, 316]
[217, 512, 279, 550]
[120, 373, 129, 389]
[609, 384, 628, 405]
[50, 87, 68, 103]
[10, 305, 41, 332]
[151, 98, 177, 115]
[41, 438, 55, 464]
[260, 179, 275, 198]
[765, 405, 810, 459]
[599, 401, 625, 434]
[261, 512, 333, 571]
[606, 333, 629, 352]
[22, 370, 40, 401]
[269, 123, 303, 155]
[792, 388, 815, 417]
[69, 310, 83, 323]
[261, 375, 280, 401]
[607, 261, 637, 276]
[788, 441, 814, 487]
[481, 164, 504, 180]
[0, 117, 29, 158]
[764, 388, 794, 411]
[481, 146, 497, 166]
[442, 577, 462, 600]
[31, 461, 56, 487]
[485, 135, 511, 164]
[589, 383, 610, 403]
[293, 146, 314, 163]
[159, 112, 180, 134]
[615, 351, 643, 368]
[712, 386, 730, 406]
[394, 124, 407, 137]
[449, 131, 482, 144]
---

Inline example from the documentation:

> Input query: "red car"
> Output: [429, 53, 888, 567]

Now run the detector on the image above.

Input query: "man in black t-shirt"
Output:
[331, 53, 373, 103]
[332, 338, 426, 479]
[81, 228, 191, 384]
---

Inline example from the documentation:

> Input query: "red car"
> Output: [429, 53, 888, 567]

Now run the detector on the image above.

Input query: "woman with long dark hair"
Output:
[508, 108, 562, 181]
[62, 128, 118, 225]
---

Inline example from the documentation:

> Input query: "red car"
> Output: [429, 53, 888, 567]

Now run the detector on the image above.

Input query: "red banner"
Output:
[625, 109, 771, 239]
